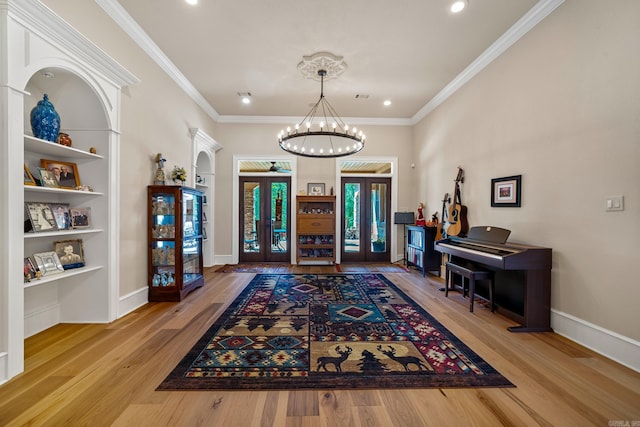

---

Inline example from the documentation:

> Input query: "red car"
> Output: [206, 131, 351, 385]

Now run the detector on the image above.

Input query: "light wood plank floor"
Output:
[1, 266, 639, 426]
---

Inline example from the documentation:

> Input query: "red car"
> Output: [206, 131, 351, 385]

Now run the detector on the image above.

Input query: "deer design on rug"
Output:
[377, 345, 432, 372]
[317, 345, 352, 372]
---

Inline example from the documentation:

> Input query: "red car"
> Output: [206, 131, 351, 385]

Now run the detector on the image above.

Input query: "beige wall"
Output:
[214, 123, 414, 259]
[41, 0, 218, 297]
[414, 0, 640, 340]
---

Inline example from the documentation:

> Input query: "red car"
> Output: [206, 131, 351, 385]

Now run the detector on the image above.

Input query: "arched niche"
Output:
[24, 67, 109, 132]
[190, 128, 222, 267]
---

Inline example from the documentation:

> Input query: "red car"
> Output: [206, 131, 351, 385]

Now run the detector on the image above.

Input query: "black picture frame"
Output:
[491, 175, 522, 207]
[307, 183, 325, 196]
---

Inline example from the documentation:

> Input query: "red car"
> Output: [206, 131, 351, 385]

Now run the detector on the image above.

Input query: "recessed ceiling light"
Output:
[238, 91, 252, 104]
[383, 100, 391, 106]
[451, 0, 467, 13]
[185, 0, 198, 5]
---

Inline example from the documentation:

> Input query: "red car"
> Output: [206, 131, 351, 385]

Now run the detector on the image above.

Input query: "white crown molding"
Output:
[217, 115, 413, 127]
[189, 128, 222, 152]
[95, 0, 219, 120]
[2, 0, 139, 88]
[411, 0, 565, 124]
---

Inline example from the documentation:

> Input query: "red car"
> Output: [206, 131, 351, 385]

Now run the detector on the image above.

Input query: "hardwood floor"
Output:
[2, 266, 639, 426]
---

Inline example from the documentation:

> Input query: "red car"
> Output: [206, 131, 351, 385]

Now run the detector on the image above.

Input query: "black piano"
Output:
[435, 226, 552, 332]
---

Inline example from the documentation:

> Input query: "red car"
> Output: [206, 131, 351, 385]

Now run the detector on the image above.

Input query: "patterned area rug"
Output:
[158, 274, 513, 390]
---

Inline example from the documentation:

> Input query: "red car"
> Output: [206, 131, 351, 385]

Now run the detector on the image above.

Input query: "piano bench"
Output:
[445, 262, 495, 313]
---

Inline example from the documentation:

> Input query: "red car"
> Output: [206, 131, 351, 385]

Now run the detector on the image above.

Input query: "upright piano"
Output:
[435, 226, 552, 332]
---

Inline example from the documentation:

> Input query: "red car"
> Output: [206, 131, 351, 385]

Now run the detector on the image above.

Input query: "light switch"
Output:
[605, 196, 624, 212]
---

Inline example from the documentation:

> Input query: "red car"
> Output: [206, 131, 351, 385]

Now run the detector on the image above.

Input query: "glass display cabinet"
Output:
[148, 185, 204, 301]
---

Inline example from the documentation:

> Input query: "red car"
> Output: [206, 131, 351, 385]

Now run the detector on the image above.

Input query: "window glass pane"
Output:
[243, 181, 260, 253]
[370, 183, 388, 252]
[271, 182, 287, 253]
[344, 182, 361, 253]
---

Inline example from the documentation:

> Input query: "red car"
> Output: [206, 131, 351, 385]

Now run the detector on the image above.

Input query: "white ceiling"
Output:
[106, 0, 553, 123]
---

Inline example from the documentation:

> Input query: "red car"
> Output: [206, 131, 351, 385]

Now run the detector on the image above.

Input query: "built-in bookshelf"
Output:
[1, 0, 138, 384]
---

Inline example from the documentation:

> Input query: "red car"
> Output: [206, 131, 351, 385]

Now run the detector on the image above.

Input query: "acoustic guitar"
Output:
[446, 167, 469, 237]
[435, 192, 449, 241]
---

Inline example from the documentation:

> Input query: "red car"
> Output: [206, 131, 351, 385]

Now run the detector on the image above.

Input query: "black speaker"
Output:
[394, 212, 415, 225]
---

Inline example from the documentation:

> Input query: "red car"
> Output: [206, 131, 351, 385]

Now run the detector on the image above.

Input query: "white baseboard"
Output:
[24, 303, 60, 338]
[0, 352, 7, 385]
[551, 309, 640, 373]
[215, 254, 234, 266]
[118, 287, 148, 318]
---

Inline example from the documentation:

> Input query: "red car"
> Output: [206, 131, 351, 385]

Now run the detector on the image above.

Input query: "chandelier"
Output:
[278, 63, 365, 158]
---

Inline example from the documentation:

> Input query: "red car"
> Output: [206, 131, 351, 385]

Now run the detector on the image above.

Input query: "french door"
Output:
[341, 177, 391, 262]
[239, 176, 291, 262]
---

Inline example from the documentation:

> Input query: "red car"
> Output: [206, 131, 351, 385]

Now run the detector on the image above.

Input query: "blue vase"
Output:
[30, 94, 60, 142]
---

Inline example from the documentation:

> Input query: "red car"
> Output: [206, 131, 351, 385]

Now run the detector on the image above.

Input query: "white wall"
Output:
[414, 0, 640, 346]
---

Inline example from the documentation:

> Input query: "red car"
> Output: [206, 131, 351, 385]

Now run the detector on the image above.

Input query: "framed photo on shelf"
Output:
[40, 159, 81, 188]
[491, 175, 522, 207]
[70, 207, 91, 228]
[24, 257, 38, 281]
[38, 168, 59, 188]
[307, 183, 325, 196]
[49, 203, 72, 230]
[25, 202, 58, 232]
[24, 164, 37, 186]
[32, 251, 64, 276]
[54, 239, 85, 270]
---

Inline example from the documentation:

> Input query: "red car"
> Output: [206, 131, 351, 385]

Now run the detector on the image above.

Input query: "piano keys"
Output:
[435, 226, 552, 332]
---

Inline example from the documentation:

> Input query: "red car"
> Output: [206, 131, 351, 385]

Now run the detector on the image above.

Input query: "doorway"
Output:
[239, 176, 291, 262]
[341, 177, 391, 262]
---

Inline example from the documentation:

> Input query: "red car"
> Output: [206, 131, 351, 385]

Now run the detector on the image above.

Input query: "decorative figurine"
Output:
[416, 202, 426, 226]
[154, 153, 166, 185]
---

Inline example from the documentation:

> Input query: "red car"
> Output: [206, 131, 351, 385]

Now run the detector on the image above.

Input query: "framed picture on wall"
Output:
[307, 183, 325, 196]
[491, 175, 522, 207]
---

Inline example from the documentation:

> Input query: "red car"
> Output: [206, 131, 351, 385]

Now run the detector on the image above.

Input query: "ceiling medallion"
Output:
[279, 53, 365, 159]
[297, 52, 347, 81]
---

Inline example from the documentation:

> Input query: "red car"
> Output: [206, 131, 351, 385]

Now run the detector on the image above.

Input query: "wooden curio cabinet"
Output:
[148, 185, 204, 301]
[296, 195, 336, 264]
